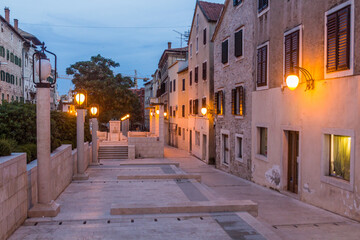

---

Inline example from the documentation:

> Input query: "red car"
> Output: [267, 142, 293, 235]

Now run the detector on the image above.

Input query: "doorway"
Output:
[189, 130, 192, 152]
[287, 131, 299, 194]
[202, 134, 207, 161]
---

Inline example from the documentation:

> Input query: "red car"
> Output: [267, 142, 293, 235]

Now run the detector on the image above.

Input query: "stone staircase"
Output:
[98, 144, 128, 160]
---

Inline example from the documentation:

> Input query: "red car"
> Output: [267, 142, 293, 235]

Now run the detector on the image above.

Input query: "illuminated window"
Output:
[328, 135, 351, 181]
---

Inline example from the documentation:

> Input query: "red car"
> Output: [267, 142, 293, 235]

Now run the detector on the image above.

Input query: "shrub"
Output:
[15, 145, 32, 163]
[0, 139, 11, 156]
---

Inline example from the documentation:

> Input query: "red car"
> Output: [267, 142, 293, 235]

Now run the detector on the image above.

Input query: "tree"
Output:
[66, 55, 143, 127]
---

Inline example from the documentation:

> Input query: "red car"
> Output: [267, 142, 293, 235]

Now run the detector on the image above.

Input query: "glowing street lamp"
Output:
[89, 104, 99, 118]
[285, 65, 314, 91]
[74, 89, 87, 108]
[201, 107, 207, 116]
[89, 104, 99, 165]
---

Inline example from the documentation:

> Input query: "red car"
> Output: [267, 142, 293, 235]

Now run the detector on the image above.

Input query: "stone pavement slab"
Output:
[10, 151, 277, 239]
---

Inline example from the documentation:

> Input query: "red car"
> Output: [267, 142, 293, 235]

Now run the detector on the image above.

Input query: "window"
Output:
[258, 0, 268, 12]
[1, 93, 4, 103]
[10, 53, 14, 63]
[182, 105, 185, 117]
[10, 75, 14, 84]
[18, 58, 21, 67]
[173, 109, 176, 117]
[235, 134, 243, 161]
[195, 131, 200, 146]
[190, 71, 193, 86]
[182, 129, 185, 141]
[182, 79, 185, 91]
[0, 71, 4, 81]
[327, 134, 351, 181]
[222, 39, 229, 64]
[189, 100, 192, 114]
[196, 37, 199, 52]
[232, 86, 245, 116]
[235, 29, 243, 58]
[15, 56, 18, 65]
[202, 97, 206, 109]
[173, 79, 176, 92]
[203, 28, 207, 45]
[16, 77, 17, 85]
[326, 5, 351, 73]
[258, 127, 268, 157]
[221, 131, 230, 165]
[196, 14, 199, 33]
[178, 127, 182, 136]
[6, 73, 9, 83]
[195, 67, 198, 83]
[215, 90, 224, 115]
[6, 50, 9, 60]
[257, 44, 268, 88]
[284, 30, 300, 79]
[193, 99, 199, 115]
[233, 0, 242, 6]
[170, 106, 173, 117]
[190, 43, 193, 57]
[202, 61, 207, 80]
[169, 80, 172, 92]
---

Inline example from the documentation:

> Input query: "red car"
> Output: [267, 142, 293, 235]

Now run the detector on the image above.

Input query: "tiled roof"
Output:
[198, 1, 224, 22]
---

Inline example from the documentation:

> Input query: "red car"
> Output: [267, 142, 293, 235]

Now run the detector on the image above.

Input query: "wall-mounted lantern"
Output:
[285, 65, 314, 91]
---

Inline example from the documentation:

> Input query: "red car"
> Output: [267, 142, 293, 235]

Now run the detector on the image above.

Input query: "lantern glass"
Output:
[156, 110, 160, 115]
[164, 112, 167, 117]
[36, 58, 52, 80]
[75, 93, 86, 106]
[90, 106, 98, 117]
[286, 75, 300, 91]
[201, 107, 207, 116]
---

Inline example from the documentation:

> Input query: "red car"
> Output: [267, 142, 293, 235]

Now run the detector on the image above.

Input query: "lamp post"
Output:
[28, 43, 60, 217]
[73, 89, 89, 180]
[89, 104, 99, 165]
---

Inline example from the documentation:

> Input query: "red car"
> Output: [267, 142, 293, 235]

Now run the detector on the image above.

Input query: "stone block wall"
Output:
[128, 137, 164, 158]
[0, 153, 27, 240]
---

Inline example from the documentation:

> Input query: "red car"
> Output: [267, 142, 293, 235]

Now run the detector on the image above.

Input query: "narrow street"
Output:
[9, 146, 360, 240]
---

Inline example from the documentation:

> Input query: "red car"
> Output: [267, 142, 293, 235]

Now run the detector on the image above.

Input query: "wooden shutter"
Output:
[235, 30, 243, 57]
[222, 40, 228, 64]
[203, 28, 207, 45]
[220, 91, 224, 115]
[173, 79, 176, 92]
[214, 92, 219, 114]
[327, 6, 350, 72]
[231, 89, 236, 115]
[257, 46, 267, 87]
[202, 62, 207, 80]
[189, 71, 192, 86]
[284, 30, 299, 77]
[195, 67, 198, 83]
[189, 100, 192, 114]
[239, 86, 245, 116]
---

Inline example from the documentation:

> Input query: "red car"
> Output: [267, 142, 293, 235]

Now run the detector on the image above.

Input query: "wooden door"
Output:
[287, 131, 299, 193]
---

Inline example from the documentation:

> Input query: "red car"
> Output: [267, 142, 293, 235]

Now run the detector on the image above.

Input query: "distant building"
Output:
[0, 8, 26, 103]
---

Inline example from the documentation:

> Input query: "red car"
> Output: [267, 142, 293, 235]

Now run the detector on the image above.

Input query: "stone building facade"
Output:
[187, 1, 223, 164]
[0, 8, 25, 103]
[212, 0, 256, 180]
[251, 0, 360, 221]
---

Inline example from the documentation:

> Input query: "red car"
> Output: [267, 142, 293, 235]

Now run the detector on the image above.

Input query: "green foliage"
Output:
[0, 139, 11, 156]
[0, 102, 36, 145]
[0, 102, 92, 162]
[66, 54, 143, 126]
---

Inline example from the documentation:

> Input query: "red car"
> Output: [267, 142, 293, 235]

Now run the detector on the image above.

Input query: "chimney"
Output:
[168, 42, 172, 49]
[14, 19, 18, 31]
[4, 7, 9, 22]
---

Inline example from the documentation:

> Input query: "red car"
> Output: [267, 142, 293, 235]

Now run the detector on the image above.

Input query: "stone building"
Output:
[156, 43, 187, 143]
[212, 0, 256, 179]
[0, 8, 25, 103]
[187, 0, 223, 164]
[251, 0, 360, 221]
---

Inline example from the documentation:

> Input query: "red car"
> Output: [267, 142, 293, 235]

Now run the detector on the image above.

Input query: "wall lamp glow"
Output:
[164, 112, 167, 117]
[201, 107, 207, 116]
[156, 109, 160, 115]
[285, 66, 314, 91]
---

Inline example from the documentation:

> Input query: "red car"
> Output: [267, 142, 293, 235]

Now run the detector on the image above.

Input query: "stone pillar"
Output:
[159, 105, 164, 143]
[28, 86, 60, 218]
[91, 118, 98, 165]
[73, 109, 89, 180]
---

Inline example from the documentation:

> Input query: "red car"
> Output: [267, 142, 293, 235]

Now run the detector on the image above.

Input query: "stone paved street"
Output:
[8, 146, 360, 240]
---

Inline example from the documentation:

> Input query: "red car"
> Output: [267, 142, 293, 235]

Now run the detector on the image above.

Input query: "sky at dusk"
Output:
[1, 0, 224, 95]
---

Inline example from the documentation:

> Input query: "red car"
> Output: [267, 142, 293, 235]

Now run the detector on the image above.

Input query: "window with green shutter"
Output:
[16, 77, 18, 85]
[18, 58, 21, 67]
[0, 71, 4, 81]
[10, 53, 14, 63]
[6, 73, 10, 83]
[15, 56, 18, 65]
[6, 50, 9, 60]
[11, 75, 14, 84]
[235, 29, 243, 58]
[222, 40, 229, 64]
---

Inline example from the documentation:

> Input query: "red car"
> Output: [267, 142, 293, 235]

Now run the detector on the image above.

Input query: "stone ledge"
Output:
[72, 173, 89, 181]
[117, 174, 201, 182]
[110, 200, 258, 217]
[119, 162, 180, 167]
[28, 201, 60, 218]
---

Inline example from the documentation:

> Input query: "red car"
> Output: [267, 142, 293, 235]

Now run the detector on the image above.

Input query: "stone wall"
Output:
[128, 137, 164, 158]
[0, 153, 27, 240]
[1, 143, 92, 239]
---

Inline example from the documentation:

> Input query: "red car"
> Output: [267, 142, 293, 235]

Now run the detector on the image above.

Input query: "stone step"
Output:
[110, 200, 258, 217]
[117, 174, 201, 182]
